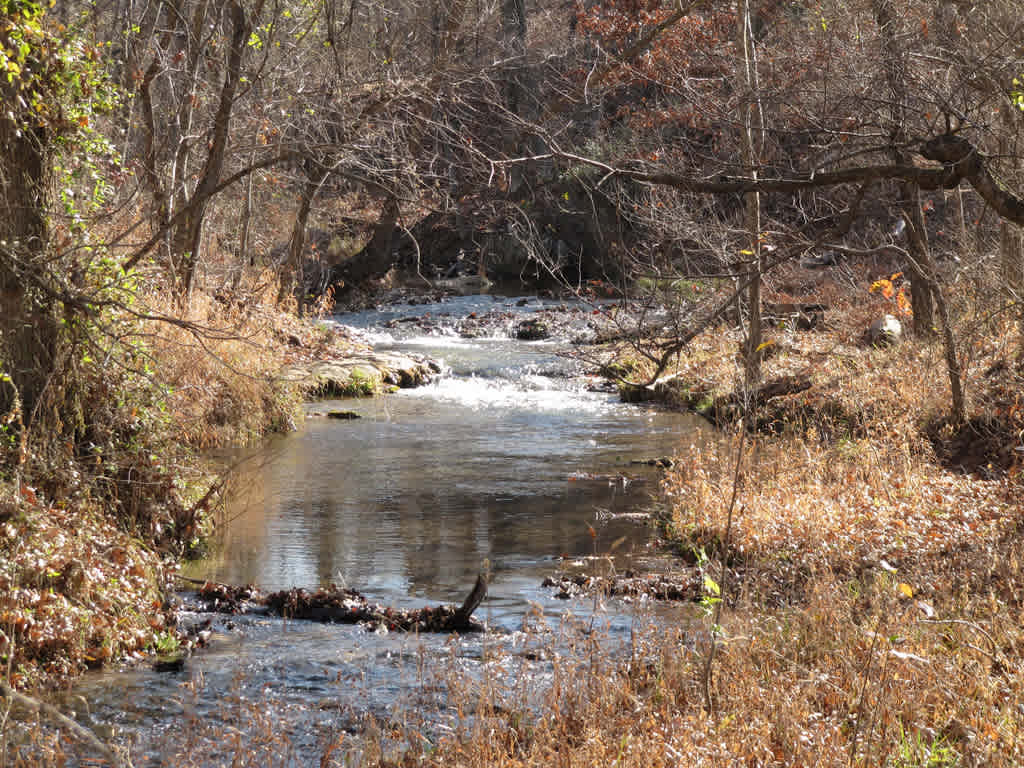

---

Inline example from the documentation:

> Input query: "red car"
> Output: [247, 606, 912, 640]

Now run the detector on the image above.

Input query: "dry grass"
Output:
[423, 562, 1022, 767]
[132, 281, 306, 449]
[5, 264, 1022, 766]
[1, 271, 354, 691]
[393, 280, 1024, 767]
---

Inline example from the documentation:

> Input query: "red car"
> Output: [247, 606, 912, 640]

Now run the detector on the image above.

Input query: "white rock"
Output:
[868, 314, 902, 346]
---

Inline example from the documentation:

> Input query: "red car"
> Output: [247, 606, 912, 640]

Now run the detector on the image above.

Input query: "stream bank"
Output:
[23, 291, 706, 764]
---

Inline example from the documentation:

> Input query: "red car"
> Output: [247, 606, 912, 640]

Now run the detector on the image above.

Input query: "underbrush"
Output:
[1, 276, 343, 691]
[0, 489, 173, 689]
[436, 549, 1022, 767]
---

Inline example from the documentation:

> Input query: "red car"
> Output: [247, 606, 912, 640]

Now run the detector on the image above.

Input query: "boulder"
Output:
[513, 318, 551, 341]
[433, 275, 493, 295]
[868, 314, 902, 346]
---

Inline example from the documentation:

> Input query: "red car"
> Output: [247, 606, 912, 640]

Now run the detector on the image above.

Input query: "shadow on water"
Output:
[67, 294, 708, 763]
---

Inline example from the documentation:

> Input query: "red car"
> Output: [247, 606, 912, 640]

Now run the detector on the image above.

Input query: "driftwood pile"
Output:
[189, 573, 488, 633]
[542, 570, 701, 602]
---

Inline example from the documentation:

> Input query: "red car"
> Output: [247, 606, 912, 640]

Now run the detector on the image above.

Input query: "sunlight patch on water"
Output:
[395, 334, 487, 348]
[403, 374, 616, 414]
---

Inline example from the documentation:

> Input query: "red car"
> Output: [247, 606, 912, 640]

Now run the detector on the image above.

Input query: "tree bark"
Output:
[737, 0, 763, 387]
[171, 1, 251, 300]
[0, 52, 58, 421]
[278, 167, 329, 312]
[340, 195, 401, 286]
[230, 148, 258, 291]
[931, 276, 966, 425]
[901, 183, 935, 333]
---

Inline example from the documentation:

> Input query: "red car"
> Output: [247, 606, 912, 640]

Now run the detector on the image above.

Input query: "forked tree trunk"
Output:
[171, 1, 250, 301]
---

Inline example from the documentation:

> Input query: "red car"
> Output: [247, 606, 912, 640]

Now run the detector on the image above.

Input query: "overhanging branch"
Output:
[497, 135, 1024, 227]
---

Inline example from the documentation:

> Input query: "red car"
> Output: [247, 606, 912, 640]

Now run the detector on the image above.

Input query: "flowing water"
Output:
[67, 293, 705, 763]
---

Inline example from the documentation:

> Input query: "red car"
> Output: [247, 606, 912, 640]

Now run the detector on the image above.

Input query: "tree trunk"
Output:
[0, 66, 58, 422]
[872, 0, 935, 335]
[931, 277, 966, 425]
[278, 169, 328, 313]
[902, 182, 936, 333]
[737, 0, 763, 387]
[230, 149, 258, 291]
[170, 1, 251, 300]
[500, 0, 529, 194]
[340, 195, 401, 286]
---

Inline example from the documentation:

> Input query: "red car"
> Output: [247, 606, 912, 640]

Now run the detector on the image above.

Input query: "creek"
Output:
[67, 293, 705, 763]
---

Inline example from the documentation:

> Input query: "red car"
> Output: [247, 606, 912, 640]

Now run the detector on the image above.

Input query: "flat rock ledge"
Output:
[281, 352, 442, 398]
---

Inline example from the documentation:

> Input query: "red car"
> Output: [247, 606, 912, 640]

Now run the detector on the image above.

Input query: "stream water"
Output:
[67, 293, 704, 764]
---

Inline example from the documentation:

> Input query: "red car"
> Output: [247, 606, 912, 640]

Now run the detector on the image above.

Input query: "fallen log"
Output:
[183, 573, 488, 633]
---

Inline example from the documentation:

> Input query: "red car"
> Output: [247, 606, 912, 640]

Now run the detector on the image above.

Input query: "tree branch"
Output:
[0, 681, 131, 767]
[497, 135, 1024, 226]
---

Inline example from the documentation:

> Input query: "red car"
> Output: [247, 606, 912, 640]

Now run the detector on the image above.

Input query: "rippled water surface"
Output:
[69, 294, 705, 763]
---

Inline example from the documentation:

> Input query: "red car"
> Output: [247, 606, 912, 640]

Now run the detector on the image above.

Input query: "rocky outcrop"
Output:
[281, 352, 441, 398]
[619, 373, 813, 427]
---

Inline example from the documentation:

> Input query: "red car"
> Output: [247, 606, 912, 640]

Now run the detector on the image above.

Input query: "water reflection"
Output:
[197, 391, 694, 613]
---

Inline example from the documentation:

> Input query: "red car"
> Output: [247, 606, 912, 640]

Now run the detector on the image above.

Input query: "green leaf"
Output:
[703, 574, 720, 597]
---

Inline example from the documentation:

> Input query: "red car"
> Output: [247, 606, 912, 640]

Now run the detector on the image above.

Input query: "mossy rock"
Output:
[600, 359, 639, 380]
[618, 381, 656, 403]
[281, 353, 440, 399]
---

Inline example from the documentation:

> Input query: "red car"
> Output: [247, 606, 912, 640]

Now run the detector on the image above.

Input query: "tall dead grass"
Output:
[133, 280, 305, 449]
[403, 280, 1024, 767]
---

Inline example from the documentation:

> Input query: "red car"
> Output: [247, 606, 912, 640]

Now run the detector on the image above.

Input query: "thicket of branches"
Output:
[2, 0, 1023, 450]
